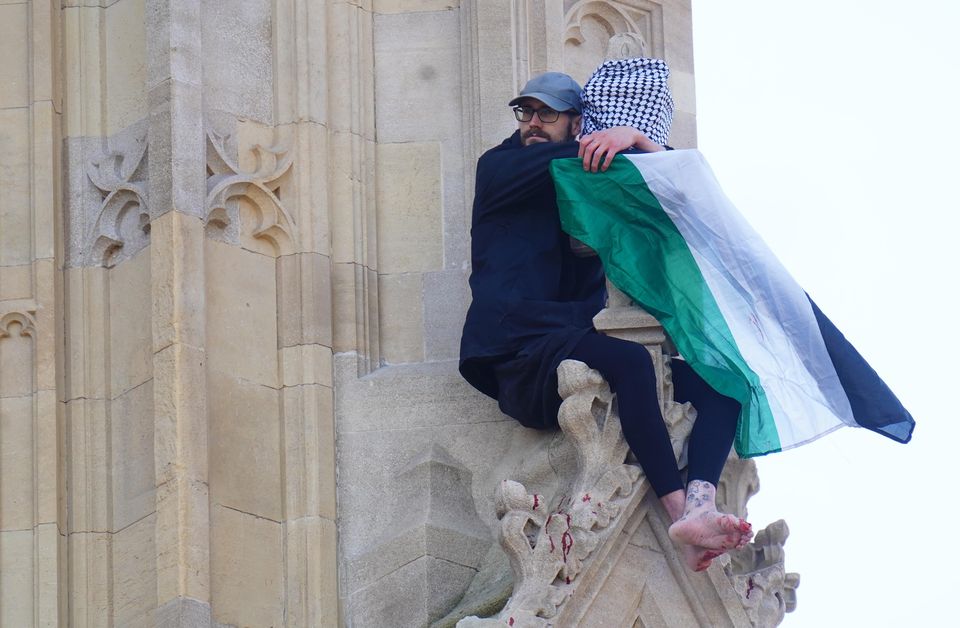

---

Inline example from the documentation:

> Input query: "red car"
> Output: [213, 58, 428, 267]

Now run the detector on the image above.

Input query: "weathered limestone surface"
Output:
[1, 0, 65, 625]
[3, 0, 339, 624]
[0, 0, 796, 626]
[452, 358, 798, 627]
[335, 354, 577, 627]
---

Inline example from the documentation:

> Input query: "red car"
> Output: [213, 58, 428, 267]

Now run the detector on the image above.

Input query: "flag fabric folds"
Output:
[550, 150, 914, 457]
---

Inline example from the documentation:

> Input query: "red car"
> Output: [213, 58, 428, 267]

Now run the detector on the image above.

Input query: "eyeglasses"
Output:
[512, 105, 563, 123]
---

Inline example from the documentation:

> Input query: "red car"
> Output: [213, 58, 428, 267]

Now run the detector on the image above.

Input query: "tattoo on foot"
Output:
[685, 480, 714, 510]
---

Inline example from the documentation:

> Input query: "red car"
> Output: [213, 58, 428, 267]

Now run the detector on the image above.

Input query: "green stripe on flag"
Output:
[550, 155, 781, 456]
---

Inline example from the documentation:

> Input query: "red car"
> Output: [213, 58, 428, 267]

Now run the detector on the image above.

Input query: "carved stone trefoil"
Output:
[0, 306, 37, 339]
[0, 304, 37, 395]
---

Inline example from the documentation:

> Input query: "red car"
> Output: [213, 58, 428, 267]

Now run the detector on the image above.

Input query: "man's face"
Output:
[514, 98, 582, 146]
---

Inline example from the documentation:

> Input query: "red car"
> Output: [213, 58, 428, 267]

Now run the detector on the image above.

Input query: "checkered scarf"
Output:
[580, 57, 674, 146]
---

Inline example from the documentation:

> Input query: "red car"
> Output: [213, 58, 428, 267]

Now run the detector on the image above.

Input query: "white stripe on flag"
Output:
[624, 150, 857, 448]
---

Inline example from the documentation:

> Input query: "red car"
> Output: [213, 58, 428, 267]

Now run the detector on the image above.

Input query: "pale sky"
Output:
[691, 1, 960, 625]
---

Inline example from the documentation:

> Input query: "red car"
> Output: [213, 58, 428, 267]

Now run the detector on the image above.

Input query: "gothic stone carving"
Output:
[458, 358, 696, 628]
[717, 455, 761, 520]
[0, 305, 37, 395]
[86, 133, 149, 267]
[726, 519, 800, 626]
[457, 334, 796, 626]
[205, 124, 296, 256]
[0, 306, 37, 339]
[563, 0, 665, 83]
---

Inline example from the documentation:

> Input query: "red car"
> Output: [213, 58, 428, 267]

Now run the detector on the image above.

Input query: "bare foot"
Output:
[660, 481, 753, 571]
[667, 479, 753, 571]
[669, 510, 753, 551]
[679, 543, 724, 572]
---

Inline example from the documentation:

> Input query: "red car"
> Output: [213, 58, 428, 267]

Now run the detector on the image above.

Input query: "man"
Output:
[459, 70, 752, 571]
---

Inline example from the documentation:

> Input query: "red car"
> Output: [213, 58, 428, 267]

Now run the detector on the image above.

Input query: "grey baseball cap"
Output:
[508, 72, 583, 113]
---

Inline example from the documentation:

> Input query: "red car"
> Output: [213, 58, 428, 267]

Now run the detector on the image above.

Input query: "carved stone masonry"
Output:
[0, 304, 37, 395]
[86, 133, 149, 267]
[725, 520, 800, 626]
[459, 299, 798, 626]
[458, 360, 638, 627]
[563, 0, 665, 82]
[0, 305, 37, 339]
[459, 357, 700, 628]
[205, 124, 297, 256]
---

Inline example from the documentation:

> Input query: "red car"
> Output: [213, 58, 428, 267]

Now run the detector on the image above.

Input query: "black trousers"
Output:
[568, 332, 741, 497]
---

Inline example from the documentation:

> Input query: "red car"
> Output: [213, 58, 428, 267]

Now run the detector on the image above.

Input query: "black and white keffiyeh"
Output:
[580, 57, 674, 146]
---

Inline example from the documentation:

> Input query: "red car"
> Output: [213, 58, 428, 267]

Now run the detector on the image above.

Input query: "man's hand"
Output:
[578, 127, 665, 172]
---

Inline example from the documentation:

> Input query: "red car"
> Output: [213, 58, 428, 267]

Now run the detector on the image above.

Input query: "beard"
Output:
[522, 121, 576, 145]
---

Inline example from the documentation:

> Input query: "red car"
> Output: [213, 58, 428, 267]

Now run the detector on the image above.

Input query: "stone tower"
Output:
[0, 1, 794, 626]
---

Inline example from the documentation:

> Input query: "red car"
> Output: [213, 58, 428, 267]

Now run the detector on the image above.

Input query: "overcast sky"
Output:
[690, 1, 960, 625]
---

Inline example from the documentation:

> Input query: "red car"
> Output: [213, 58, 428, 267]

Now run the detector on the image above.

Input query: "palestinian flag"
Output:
[551, 150, 914, 457]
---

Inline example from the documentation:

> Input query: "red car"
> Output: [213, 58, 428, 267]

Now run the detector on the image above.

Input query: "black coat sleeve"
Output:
[472, 132, 580, 225]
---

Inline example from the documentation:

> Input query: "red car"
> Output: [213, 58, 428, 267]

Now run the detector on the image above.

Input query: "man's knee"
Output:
[572, 333, 656, 388]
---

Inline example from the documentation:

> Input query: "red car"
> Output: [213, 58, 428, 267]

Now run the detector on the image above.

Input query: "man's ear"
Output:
[571, 114, 582, 137]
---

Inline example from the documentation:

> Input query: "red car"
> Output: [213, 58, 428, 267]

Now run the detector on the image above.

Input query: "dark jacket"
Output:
[459, 131, 605, 427]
